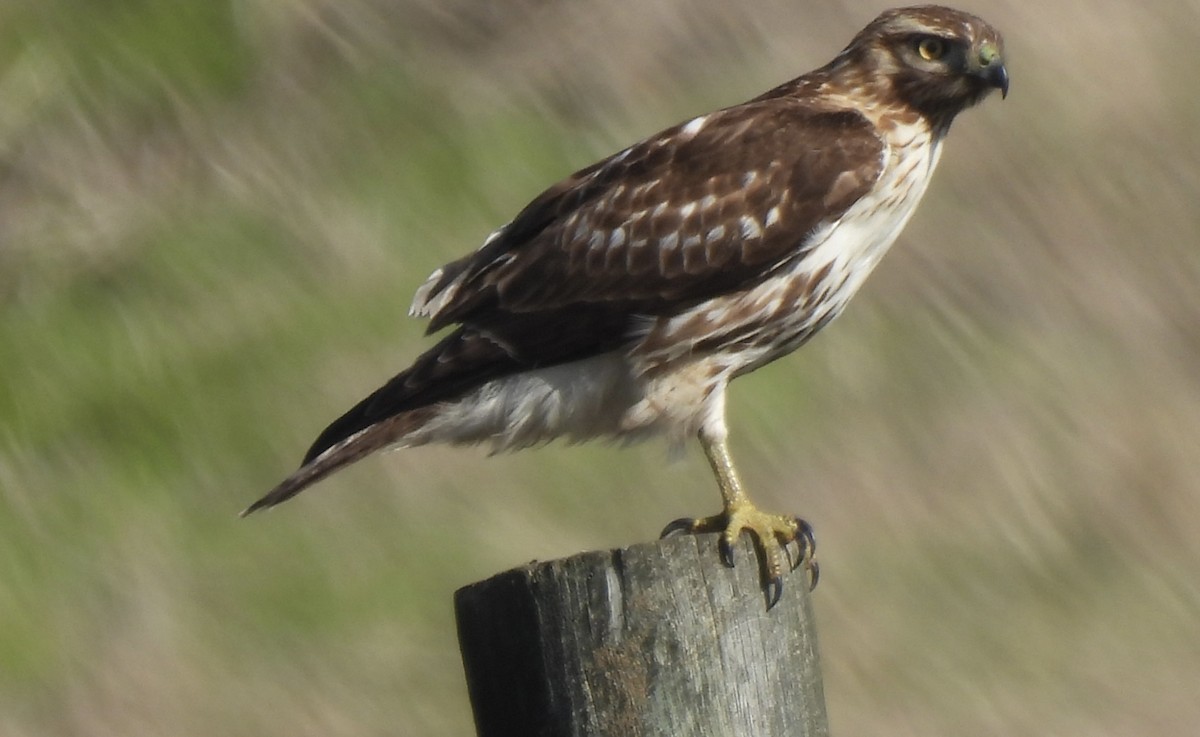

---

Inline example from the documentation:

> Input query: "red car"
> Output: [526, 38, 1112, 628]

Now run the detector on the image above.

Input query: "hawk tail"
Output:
[240, 410, 430, 517]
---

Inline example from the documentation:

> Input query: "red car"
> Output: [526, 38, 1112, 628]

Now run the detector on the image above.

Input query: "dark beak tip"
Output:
[992, 64, 1010, 99]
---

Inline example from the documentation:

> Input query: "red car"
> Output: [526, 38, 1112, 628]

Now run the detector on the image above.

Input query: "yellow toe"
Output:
[661, 502, 818, 605]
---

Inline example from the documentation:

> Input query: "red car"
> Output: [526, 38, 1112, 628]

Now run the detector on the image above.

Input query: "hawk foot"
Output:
[662, 506, 818, 607]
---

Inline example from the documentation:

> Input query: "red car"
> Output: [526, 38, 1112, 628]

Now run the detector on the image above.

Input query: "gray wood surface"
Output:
[455, 534, 829, 737]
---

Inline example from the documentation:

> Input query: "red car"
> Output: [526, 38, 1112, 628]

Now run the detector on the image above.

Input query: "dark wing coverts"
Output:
[423, 102, 884, 327]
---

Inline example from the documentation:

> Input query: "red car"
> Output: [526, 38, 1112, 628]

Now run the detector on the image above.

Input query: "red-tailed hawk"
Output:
[246, 5, 1007, 605]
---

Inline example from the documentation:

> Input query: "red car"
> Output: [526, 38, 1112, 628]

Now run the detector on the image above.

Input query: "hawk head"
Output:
[833, 5, 1008, 134]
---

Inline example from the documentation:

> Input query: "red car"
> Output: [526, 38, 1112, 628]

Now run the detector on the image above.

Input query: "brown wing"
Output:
[419, 100, 885, 333]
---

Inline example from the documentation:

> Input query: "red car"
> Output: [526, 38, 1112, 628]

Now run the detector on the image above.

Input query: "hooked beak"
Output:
[985, 61, 1009, 99]
[976, 43, 1008, 99]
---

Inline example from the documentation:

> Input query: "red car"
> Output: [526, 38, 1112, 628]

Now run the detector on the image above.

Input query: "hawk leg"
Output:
[662, 430, 818, 607]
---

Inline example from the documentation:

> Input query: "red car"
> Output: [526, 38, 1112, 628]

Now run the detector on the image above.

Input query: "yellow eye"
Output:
[917, 37, 946, 61]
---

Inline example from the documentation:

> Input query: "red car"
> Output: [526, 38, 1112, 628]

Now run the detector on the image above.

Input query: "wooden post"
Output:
[454, 534, 829, 737]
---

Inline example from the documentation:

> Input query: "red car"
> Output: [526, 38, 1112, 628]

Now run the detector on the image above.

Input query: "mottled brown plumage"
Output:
[247, 5, 1007, 605]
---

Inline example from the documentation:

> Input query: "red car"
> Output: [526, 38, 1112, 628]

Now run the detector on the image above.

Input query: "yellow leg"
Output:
[663, 430, 818, 606]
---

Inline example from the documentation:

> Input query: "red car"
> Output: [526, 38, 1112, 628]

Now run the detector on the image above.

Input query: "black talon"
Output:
[790, 516, 820, 590]
[765, 575, 783, 609]
[781, 536, 803, 571]
[795, 516, 816, 553]
[660, 517, 696, 539]
[718, 535, 736, 567]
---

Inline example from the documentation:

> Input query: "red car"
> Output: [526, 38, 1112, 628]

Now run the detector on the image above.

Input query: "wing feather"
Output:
[419, 101, 885, 333]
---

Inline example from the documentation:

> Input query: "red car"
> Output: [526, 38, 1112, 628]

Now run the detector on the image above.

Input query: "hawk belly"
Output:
[387, 350, 733, 453]
[392, 352, 645, 452]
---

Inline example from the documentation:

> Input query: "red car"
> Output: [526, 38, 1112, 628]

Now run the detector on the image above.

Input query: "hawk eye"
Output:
[917, 37, 946, 61]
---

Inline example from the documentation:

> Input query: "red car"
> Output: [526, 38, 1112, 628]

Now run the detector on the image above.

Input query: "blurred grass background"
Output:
[3, 0, 1200, 734]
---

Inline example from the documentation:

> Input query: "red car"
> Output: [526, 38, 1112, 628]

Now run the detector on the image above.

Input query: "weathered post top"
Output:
[455, 534, 828, 737]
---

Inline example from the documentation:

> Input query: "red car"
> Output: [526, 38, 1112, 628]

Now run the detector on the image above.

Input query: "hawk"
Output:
[246, 5, 1007, 605]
